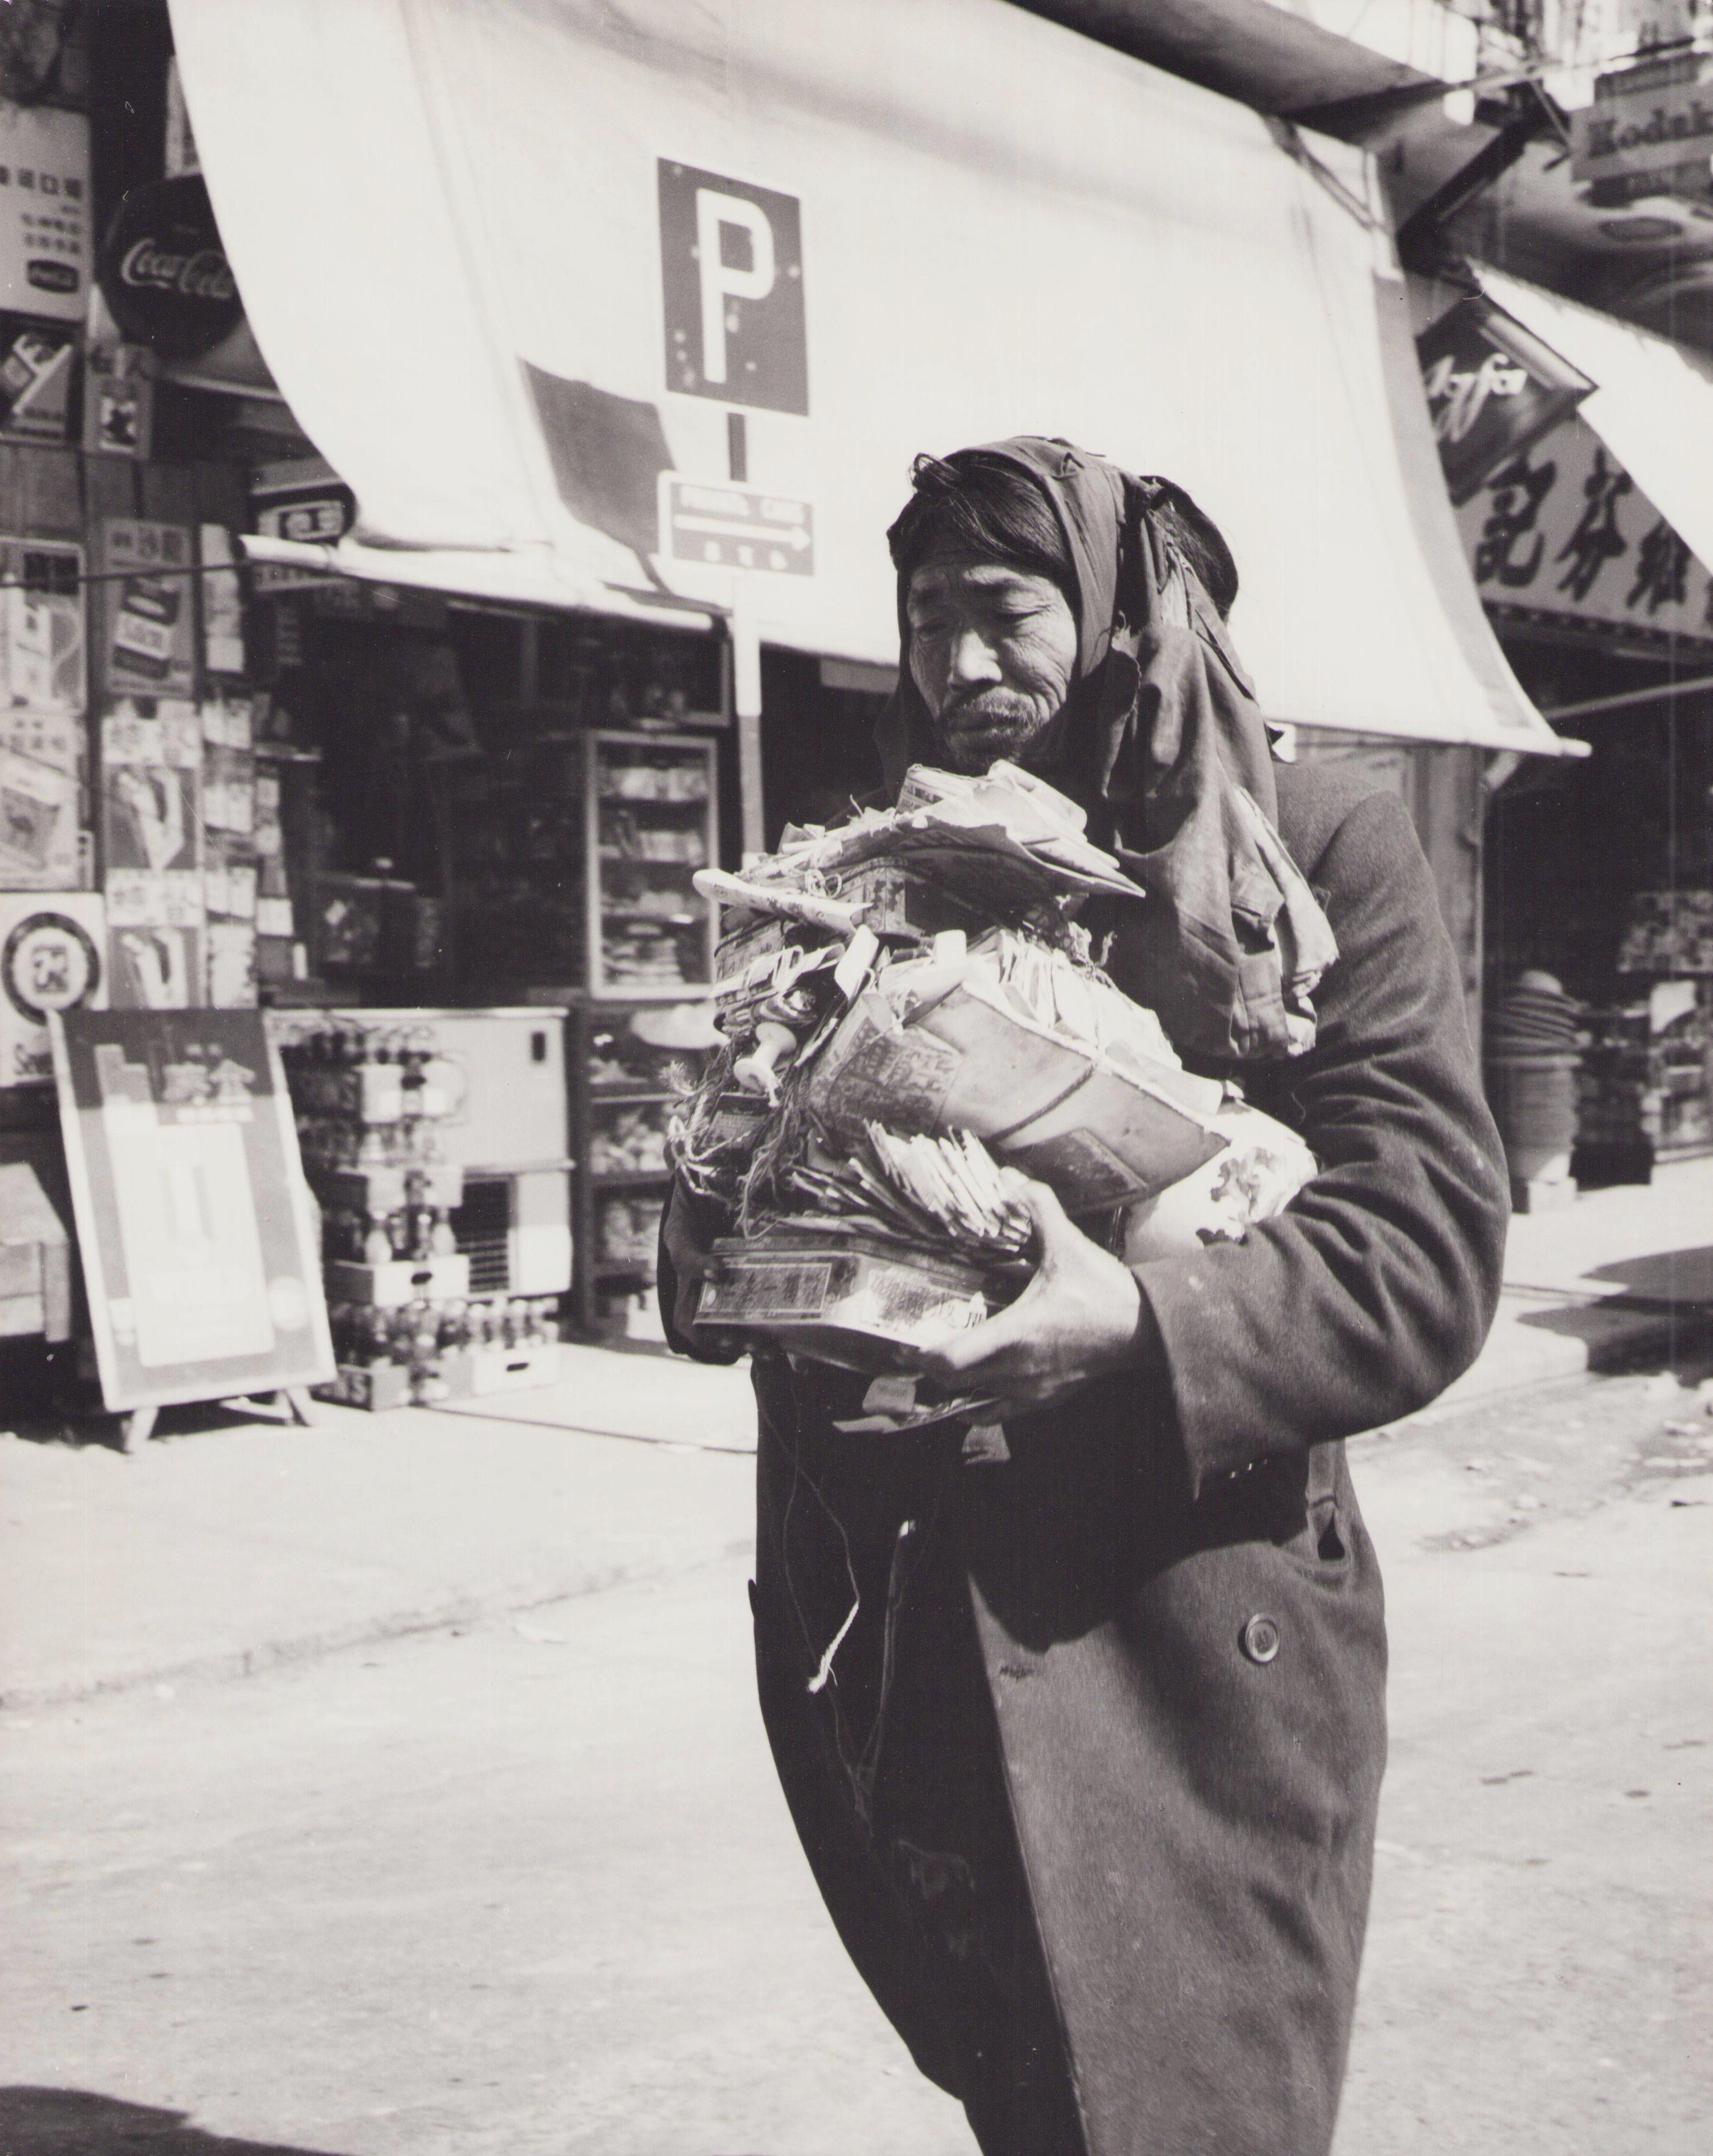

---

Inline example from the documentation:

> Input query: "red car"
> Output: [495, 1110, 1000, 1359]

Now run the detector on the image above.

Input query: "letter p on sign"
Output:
[659, 160, 808, 416]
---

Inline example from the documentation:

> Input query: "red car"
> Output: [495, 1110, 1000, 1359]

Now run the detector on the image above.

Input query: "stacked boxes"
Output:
[1617, 891, 1713, 977]
[279, 1018, 562, 1407]
[1576, 988, 1713, 1161]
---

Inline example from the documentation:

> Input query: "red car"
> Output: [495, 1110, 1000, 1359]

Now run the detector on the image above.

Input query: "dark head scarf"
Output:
[876, 435, 1336, 1061]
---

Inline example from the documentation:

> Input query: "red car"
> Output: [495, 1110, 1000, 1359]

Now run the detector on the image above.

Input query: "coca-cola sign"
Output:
[1416, 296, 1593, 506]
[98, 175, 243, 361]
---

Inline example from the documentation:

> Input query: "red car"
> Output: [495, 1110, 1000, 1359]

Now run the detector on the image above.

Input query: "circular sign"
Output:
[2, 910, 102, 1025]
[98, 174, 243, 361]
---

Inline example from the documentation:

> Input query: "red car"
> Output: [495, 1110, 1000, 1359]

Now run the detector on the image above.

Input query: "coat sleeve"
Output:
[1132, 787, 1509, 1495]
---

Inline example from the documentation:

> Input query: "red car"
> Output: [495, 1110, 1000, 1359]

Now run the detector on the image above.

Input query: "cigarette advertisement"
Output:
[0, 741, 80, 888]
[0, 535, 86, 721]
[0, 311, 76, 444]
[99, 520, 197, 699]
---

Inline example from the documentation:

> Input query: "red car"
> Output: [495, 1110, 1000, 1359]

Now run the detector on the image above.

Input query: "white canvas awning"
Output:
[168, 0, 1570, 755]
[1481, 268, 1713, 587]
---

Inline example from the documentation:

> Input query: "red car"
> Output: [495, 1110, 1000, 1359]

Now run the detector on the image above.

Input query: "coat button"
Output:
[1241, 1613, 1281, 1665]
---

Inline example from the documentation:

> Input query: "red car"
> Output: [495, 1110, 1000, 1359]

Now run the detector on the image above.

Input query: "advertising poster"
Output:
[206, 921, 257, 1007]
[98, 520, 197, 699]
[199, 528, 246, 675]
[100, 699, 203, 918]
[0, 103, 91, 320]
[83, 342, 154, 458]
[0, 892, 105, 1087]
[50, 1007, 334, 1411]
[108, 924, 204, 1010]
[0, 741, 80, 887]
[0, 535, 86, 721]
[0, 312, 78, 443]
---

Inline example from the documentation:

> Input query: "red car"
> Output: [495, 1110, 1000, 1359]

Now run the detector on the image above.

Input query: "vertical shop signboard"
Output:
[50, 1008, 334, 1412]
[0, 105, 89, 446]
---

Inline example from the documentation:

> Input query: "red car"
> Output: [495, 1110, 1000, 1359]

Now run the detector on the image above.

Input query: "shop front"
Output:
[3, 0, 1579, 1415]
[1436, 273, 1713, 1180]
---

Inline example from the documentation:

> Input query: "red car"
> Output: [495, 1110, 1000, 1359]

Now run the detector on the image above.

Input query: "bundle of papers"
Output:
[677, 763, 1318, 1382]
[788, 1125, 1033, 1264]
[801, 926, 1230, 1212]
[692, 759, 1148, 938]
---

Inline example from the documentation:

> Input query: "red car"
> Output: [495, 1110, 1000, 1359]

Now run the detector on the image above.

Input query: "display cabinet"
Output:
[584, 730, 718, 999]
[568, 999, 717, 1337]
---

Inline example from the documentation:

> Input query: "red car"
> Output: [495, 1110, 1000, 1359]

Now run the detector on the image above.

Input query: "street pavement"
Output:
[3, 1358, 1711, 2156]
[5, 1158, 1711, 1717]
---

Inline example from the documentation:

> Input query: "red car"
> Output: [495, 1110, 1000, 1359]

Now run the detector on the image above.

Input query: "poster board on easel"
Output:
[48, 1008, 333, 1444]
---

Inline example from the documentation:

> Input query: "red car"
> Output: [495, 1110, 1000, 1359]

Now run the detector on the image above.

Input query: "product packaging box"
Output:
[697, 1231, 1000, 1375]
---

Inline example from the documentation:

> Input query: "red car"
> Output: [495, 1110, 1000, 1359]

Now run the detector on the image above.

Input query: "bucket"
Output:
[1484, 1050, 1580, 1186]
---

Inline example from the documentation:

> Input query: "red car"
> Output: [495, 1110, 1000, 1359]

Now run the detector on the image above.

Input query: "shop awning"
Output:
[1480, 270, 1713, 589]
[168, 0, 1570, 756]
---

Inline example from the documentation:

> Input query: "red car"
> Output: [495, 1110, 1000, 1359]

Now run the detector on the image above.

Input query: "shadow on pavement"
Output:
[1586, 1245, 1713, 1302]
[0, 2089, 347, 2156]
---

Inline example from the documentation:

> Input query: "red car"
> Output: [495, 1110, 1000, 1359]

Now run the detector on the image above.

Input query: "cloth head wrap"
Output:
[876, 435, 1337, 1061]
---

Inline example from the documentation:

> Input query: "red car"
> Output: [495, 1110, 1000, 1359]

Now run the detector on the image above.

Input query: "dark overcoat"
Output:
[663, 762, 1509, 2156]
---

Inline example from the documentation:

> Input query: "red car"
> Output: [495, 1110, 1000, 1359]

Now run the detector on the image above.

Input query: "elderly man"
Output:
[661, 438, 1508, 2156]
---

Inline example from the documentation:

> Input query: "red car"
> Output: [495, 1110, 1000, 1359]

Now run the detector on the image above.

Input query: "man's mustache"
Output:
[941, 689, 1033, 726]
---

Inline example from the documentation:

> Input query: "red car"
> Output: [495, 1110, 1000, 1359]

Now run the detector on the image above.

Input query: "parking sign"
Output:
[659, 160, 807, 415]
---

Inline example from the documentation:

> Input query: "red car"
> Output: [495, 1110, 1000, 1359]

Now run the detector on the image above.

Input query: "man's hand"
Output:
[914, 1171, 1149, 1416]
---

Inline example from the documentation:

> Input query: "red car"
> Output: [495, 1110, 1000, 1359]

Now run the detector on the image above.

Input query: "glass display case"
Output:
[569, 1000, 719, 1336]
[584, 730, 718, 999]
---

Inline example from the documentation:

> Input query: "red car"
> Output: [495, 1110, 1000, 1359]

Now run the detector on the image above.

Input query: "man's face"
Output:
[905, 556, 1077, 774]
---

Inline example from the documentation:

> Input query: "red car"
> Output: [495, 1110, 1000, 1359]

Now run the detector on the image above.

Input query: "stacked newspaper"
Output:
[673, 762, 1313, 1387]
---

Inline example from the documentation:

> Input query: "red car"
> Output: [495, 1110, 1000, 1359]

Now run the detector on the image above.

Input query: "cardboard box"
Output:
[469, 1341, 562, 1395]
[320, 1361, 413, 1413]
[327, 1253, 471, 1308]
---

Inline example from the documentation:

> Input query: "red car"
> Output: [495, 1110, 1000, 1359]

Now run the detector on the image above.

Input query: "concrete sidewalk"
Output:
[2, 1160, 1708, 1712]
[1442, 1155, 1713, 1405]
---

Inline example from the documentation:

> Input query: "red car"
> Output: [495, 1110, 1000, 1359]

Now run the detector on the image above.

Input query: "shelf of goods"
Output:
[585, 730, 719, 998]
[1580, 894, 1713, 1170]
[570, 1001, 719, 1339]
[277, 1017, 564, 1407]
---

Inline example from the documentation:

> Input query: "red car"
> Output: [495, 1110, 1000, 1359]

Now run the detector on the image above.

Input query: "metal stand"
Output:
[120, 1386, 325, 1455]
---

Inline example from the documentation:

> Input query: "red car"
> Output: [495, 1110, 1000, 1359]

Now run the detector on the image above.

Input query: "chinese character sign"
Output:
[1458, 415, 1713, 642]
[0, 104, 91, 320]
